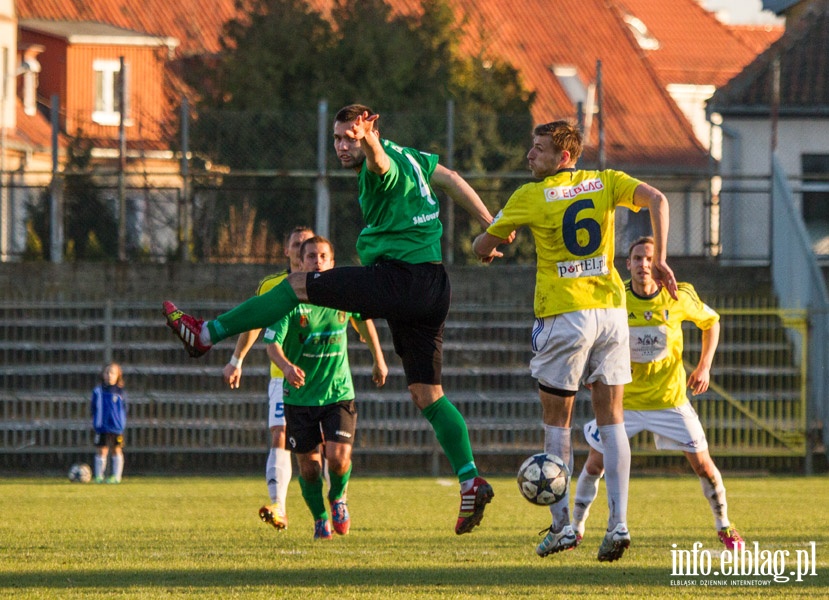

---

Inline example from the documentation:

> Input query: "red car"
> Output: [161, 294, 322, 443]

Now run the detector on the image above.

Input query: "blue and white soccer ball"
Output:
[68, 463, 92, 483]
[516, 453, 570, 505]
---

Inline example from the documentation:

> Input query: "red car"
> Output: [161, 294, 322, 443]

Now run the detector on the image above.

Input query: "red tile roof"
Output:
[617, 0, 783, 87]
[728, 24, 786, 56]
[17, 0, 777, 170]
[16, 0, 238, 55]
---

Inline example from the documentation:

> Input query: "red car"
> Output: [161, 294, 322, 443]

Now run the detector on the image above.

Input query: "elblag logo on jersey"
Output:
[544, 178, 604, 202]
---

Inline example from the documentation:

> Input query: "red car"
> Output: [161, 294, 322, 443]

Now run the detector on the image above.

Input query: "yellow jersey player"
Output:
[573, 236, 743, 550]
[473, 120, 677, 562]
[222, 226, 314, 530]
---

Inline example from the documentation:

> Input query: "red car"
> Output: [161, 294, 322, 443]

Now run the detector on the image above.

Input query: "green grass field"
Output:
[0, 474, 826, 599]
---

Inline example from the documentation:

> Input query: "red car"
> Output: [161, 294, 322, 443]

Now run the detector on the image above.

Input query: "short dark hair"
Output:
[300, 235, 335, 260]
[627, 236, 654, 258]
[532, 120, 583, 162]
[334, 104, 375, 123]
[283, 225, 314, 246]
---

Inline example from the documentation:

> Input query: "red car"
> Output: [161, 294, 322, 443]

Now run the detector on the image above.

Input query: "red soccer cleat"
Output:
[331, 499, 351, 535]
[162, 301, 212, 358]
[455, 476, 494, 535]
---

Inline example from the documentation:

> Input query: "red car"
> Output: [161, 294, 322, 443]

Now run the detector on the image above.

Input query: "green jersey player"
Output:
[263, 236, 386, 539]
[164, 104, 503, 535]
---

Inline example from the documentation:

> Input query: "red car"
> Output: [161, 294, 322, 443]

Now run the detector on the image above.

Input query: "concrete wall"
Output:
[0, 259, 771, 304]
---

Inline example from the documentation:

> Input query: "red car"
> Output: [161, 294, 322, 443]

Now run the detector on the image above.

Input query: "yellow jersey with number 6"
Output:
[488, 168, 641, 317]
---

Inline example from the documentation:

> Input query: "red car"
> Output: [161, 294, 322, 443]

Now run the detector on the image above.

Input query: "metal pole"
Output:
[117, 56, 127, 262]
[49, 94, 62, 263]
[180, 96, 190, 261]
[445, 99, 455, 265]
[596, 59, 605, 170]
[315, 99, 330, 238]
[0, 48, 8, 262]
[771, 55, 780, 159]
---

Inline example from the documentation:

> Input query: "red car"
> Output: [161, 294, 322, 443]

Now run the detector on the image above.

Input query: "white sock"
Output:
[598, 423, 630, 531]
[544, 425, 572, 530]
[199, 326, 212, 346]
[111, 454, 124, 482]
[321, 455, 331, 490]
[699, 468, 729, 530]
[94, 455, 106, 479]
[266, 448, 277, 503]
[573, 471, 602, 536]
[274, 448, 292, 508]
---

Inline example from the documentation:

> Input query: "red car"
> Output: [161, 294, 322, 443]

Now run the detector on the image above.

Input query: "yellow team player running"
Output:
[573, 236, 743, 550]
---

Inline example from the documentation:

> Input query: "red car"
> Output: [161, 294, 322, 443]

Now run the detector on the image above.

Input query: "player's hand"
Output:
[472, 232, 511, 264]
[223, 364, 242, 389]
[345, 111, 379, 141]
[652, 259, 678, 300]
[285, 365, 305, 388]
[687, 366, 711, 396]
[372, 362, 388, 387]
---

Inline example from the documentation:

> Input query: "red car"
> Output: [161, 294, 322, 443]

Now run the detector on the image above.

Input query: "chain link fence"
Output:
[6, 103, 725, 264]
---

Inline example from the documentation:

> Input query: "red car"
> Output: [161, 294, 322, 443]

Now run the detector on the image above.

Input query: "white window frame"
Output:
[92, 59, 131, 126]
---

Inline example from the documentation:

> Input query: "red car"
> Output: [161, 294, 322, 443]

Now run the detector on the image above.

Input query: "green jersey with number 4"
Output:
[488, 168, 642, 318]
[355, 139, 442, 266]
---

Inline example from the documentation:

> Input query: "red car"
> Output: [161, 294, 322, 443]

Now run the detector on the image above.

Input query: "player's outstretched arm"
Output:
[222, 328, 262, 389]
[688, 321, 720, 395]
[354, 318, 388, 387]
[431, 164, 494, 229]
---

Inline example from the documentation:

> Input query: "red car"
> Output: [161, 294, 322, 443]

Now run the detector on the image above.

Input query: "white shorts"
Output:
[268, 378, 286, 428]
[584, 403, 709, 453]
[530, 308, 631, 392]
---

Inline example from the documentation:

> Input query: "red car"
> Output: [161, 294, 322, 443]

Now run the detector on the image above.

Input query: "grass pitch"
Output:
[0, 475, 827, 599]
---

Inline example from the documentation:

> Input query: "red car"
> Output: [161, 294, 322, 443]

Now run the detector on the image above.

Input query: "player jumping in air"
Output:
[164, 104, 505, 535]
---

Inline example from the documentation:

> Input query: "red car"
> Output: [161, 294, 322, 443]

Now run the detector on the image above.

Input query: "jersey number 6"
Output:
[563, 199, 601, 256]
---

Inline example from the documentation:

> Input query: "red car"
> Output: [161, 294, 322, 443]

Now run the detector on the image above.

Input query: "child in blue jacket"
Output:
[91, 363, 127, 483]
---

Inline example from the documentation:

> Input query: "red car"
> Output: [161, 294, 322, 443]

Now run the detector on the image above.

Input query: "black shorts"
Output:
[93, 432, 124, 448]
[305, 261, 450, 385]
[284, 400, 357, 454]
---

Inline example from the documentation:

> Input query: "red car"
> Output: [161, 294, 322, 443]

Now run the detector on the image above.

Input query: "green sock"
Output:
[206, 279, 299, 342]
[421, 396, 478, 483]
[327, 464, 352, 503]
[298, 474, 328, 521]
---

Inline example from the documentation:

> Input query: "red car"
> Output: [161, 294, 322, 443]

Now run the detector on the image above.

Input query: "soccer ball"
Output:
[68, 463, 92, 483]
[516, 453, 570, 505]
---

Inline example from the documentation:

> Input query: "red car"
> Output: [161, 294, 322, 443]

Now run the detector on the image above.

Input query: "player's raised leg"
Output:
[163, 276, 303, 357]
